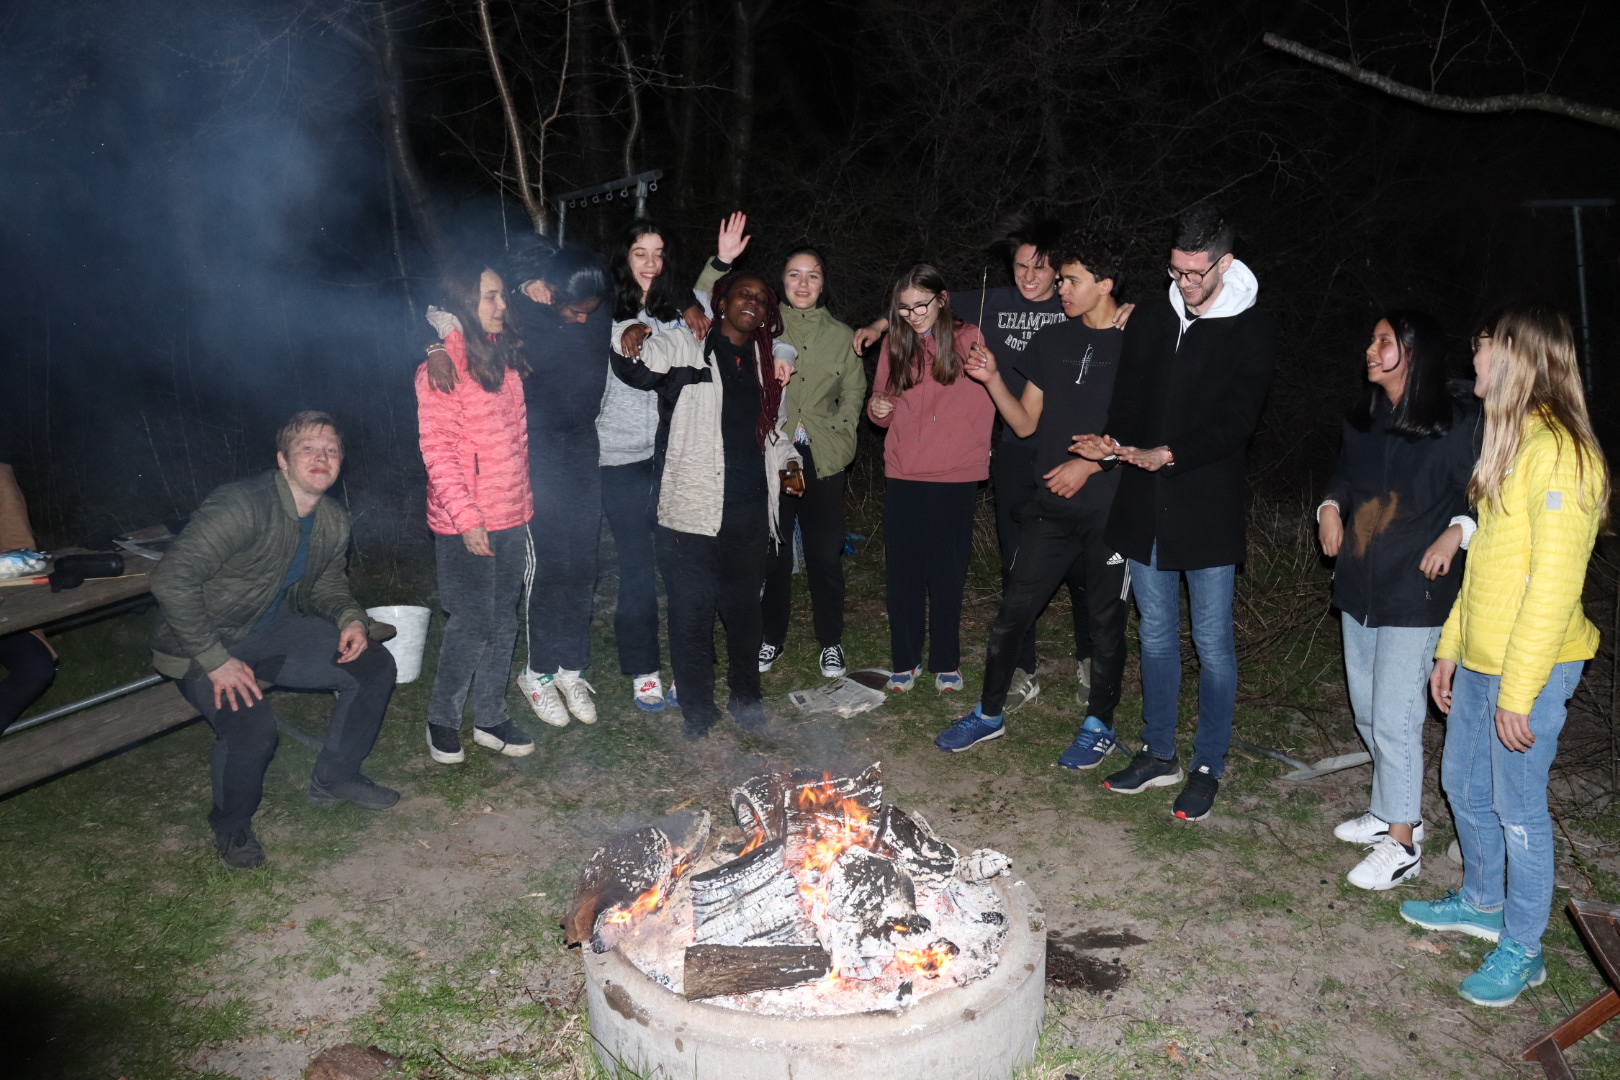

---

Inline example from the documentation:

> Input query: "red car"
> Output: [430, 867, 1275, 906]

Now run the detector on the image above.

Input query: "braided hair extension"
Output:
[711, 271, 784, 450]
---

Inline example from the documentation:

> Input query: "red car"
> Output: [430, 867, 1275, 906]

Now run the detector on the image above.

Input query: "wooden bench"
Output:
[0, 679, 199, 796]
[1522, 899, 1620, 1079]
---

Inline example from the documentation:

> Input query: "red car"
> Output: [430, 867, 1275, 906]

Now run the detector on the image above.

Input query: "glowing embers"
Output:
[566, 763, 1014, 1016]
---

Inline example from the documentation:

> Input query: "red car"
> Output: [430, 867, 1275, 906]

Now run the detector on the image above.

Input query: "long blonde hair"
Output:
[1469, 303, 1610, 530]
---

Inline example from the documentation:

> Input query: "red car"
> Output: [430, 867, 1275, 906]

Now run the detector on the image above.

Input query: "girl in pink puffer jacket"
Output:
[415, 261, 537, 766]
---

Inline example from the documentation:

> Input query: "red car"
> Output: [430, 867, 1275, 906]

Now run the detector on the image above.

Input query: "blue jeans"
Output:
[1443, 660, 1584, 956]
[1129, 546, 1237, 776]
[1341, 614, 1441, 827]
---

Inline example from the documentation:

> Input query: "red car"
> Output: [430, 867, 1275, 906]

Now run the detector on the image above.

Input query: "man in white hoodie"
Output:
[1071, 204, 1277, 822]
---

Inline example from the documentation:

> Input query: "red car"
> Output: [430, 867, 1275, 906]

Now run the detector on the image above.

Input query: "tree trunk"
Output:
[728, 0, 757, 205]
[373, 1, 447, 268]
[475, 0, 550, 234]
[674, 0, 702, 212]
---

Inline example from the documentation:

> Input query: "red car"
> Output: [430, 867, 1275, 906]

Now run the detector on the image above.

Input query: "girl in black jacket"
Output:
[1317, 310, 1481, 891]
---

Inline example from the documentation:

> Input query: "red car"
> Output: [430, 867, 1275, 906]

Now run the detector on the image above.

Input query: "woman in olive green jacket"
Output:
[699, 224, 866, 678]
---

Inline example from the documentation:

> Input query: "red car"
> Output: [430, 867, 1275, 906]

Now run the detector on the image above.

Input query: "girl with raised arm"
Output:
[1399, 303, 1608, 1007]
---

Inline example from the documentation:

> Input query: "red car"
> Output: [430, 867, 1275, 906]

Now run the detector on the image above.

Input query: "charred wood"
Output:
[682, 944, 831, 1000]
[879, 806, 959, 890]
[690, 839, 818, 946]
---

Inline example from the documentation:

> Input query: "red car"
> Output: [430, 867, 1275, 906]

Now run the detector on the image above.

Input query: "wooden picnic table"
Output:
[0, 552, 200, 796]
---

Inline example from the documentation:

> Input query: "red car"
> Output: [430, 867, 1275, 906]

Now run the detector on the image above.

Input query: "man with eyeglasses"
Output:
[1072, 204, 1276, 822]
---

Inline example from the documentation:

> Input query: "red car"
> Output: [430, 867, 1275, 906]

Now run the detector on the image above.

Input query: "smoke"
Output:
[0, 0, 428, 540]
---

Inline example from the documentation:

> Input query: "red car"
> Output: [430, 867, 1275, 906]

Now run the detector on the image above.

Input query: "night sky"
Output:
[1, 0, 1614, 541]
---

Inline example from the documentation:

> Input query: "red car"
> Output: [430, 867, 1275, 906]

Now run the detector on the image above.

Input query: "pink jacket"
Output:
[416, 331, 533, 536]
[867, 322, 995, 482]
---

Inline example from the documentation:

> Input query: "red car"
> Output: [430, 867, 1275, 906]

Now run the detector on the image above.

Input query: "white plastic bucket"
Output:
[366, 605, 432, 684]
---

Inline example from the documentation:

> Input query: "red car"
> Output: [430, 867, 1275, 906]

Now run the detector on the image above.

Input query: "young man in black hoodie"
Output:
[1073, 205, 1277, 823]
[933, 232, 1129, 761]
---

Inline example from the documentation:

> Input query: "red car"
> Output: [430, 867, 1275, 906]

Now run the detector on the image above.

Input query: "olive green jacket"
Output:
[150, 470, 368, 679]
[696, 260, 866, 476]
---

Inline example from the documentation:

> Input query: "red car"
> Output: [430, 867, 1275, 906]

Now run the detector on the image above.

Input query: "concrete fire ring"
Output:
[582, 877, 1046, 1080]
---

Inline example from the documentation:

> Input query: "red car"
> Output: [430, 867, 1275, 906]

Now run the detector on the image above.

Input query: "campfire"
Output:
[566, 763, 1014, 1015]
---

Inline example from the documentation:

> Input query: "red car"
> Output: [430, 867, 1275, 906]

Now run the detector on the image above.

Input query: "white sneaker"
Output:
[632, 672, 665, 712]
[1347, 835, 1422, 891]
[555, 669, 597, 725]
[1334, 812, 1425, 845]
[758, 642, 782, 672]
[516, 667, 570, 728]
[1005, 668, 1041, 712]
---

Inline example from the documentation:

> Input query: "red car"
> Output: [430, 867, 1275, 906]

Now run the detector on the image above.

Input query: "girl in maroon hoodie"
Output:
[867, 263, 995, 692]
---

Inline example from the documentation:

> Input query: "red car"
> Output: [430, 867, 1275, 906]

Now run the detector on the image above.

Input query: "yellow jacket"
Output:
[1437, 416, 1603, 713]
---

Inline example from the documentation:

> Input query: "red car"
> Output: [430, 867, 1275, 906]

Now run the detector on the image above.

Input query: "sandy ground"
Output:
[183, 698, 1620, 1080]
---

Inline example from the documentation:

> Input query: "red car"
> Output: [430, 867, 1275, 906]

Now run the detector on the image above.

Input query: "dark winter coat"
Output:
[1323, 388, 1481, 627]
[1103, 285, 1277, 570]
[150, 470, 368, 678]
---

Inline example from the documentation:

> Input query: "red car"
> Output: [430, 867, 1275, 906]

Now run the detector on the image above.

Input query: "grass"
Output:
[2, 499, 1618, 1079]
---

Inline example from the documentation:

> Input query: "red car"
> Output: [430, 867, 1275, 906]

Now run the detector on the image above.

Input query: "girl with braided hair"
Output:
[614, 271, 801, 739]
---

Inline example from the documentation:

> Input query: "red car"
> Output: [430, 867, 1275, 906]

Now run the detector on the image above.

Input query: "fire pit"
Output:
[567, 764, 1046, 1079]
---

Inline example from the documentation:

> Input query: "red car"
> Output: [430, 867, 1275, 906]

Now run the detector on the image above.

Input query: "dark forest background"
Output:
[0, 0, 1615, 555]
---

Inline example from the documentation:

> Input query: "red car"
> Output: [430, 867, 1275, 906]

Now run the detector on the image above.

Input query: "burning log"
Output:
[731, 771, 788, 850]
[564, 811, 711, 948]
[879, 806, 960, 891]
[682, 944, 832, 1000]
[783, 763, 882, 869]
[690, 839, 819, 947]
[824, 846, 918, 979]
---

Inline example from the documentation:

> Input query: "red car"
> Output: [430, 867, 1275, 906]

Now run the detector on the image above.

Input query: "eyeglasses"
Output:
[1471, 333, 1492, 353]
[1166, 261, 1222, 286]
[897, 294, 940, 318]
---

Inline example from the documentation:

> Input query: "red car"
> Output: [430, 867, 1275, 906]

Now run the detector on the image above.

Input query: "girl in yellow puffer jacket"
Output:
[1400, 303, 1610, 1008]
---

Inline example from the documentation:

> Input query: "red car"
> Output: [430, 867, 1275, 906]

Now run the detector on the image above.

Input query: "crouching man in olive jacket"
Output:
[151, 411, 398, 869]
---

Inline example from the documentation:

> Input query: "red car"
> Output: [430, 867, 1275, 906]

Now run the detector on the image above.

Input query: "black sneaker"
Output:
[729, 697, 769, 734]
[1173, 765, 1220, 821]
[474, 719, 536, 757]
[1103, 747, 1184, 794]
[308, 774, 401, 810]
[427, 723, 465, 764]
[683, 715, 714, 740]
[214, 827, 266, 870]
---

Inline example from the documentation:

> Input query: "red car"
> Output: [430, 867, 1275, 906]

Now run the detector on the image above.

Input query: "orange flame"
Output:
[602, 863, 687, 927]
[738, 830, 766, 857]
[894, 941, 958, 978]
[792, 775, 874, 916]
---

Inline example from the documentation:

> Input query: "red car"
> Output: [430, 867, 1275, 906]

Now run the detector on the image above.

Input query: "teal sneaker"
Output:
[1458, 938, 1546, 1007]
[1399, 889, 1504, 942]
[934, 706, 1004, 753]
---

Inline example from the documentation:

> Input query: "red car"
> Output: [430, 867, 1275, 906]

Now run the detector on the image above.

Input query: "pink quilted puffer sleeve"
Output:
[415, 333, 483, 535]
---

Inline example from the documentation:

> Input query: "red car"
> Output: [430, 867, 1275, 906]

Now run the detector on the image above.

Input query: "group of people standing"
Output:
[403, 201, 1609, 1010]
[129, 197, 1608, 1015]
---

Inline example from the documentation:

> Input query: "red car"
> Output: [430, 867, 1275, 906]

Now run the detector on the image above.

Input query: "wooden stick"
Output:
[683, 944, 831, 1000]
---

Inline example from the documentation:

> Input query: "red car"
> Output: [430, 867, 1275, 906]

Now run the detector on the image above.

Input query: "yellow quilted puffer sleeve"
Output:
[1497, 437, 1603, 713]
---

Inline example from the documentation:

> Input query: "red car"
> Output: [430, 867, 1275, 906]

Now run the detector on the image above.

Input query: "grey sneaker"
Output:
[1005, 668, 1041, 712]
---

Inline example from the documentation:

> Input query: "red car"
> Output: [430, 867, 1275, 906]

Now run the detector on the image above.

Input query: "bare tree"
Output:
[1263, 33, 1620, 132]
